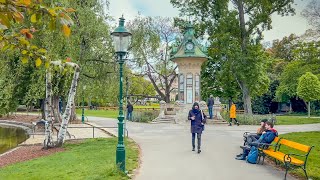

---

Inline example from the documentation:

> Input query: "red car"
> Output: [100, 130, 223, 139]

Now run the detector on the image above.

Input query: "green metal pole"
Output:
[81, 94, 84, 124]
[116, 54, 125, 172]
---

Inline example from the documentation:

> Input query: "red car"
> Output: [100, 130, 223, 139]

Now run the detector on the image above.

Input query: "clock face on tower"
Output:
[186, 42, 194, 50]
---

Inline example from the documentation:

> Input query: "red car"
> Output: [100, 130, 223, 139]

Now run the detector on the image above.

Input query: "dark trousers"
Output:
[229, 118, 239, 124]
[208, 106, 213, 119]
[192, 133, 202, 150]
[126, 112, 132, 121]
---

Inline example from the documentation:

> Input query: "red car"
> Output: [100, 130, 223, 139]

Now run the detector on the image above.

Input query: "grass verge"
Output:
[276, 116, 320, 125]
[278, 132, 320, 180]
[76, 109, 118, 119]
[0, 138, 139, 180]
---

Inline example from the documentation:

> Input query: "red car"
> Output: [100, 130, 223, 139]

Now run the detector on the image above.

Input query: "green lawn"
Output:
[0, 138, 139, 180]
[276, 116, 320, 125]
[77, 109, 118, 119]
[278, 132, 320, 180]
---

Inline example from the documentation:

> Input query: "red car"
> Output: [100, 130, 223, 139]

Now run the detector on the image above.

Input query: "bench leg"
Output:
[284, 167, 288, 180]
[302, 168, 308, 180]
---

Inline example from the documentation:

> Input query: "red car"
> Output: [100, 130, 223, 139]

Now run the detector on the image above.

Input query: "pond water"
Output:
[0, 126, 28, 154]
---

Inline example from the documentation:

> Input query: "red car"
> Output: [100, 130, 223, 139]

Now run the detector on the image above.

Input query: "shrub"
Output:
[132, 110, 159, 123]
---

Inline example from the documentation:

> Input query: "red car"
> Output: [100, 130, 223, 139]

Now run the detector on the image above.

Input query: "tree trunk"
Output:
[56, 63, 80, 147]
[52, 95, 62, 123]
[308, 101, 310, 118]
[44, 69, 54, 149]
[239, 80, 253, 115]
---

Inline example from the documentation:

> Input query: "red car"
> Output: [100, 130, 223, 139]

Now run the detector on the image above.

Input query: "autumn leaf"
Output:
[13, 12, 24, 22]
[31, 14, 37, 23]
[35, 58, 42, 67]
[66, 57, 71, 62]
[21, 0, 31, 6]
[21, 57, 28, 64]
[62, 24, 71, 37]
[25, 32, 33, 39]
[20, 28, 29, 34]
[45, 61, 49, 68]
[65, 8, 76, 12]
[22, 50, 28, 54]
[37, 48, 47, 53]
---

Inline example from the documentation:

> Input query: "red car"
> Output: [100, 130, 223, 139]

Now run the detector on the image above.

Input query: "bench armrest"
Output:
[257, 142, 278, 150]
[283, 153, 307, 164]
[243, 132, 251, 137]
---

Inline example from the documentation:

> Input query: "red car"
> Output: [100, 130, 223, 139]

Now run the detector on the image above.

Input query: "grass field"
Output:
[278, 132, 320, 180]
[276, 116, 320, 125]
[0, 138, 139, 180]
[76, 109, 119, 119]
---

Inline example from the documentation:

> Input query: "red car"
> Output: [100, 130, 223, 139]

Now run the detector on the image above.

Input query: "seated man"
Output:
[235, 121, 278, 160]
[243, 119, 268, 145]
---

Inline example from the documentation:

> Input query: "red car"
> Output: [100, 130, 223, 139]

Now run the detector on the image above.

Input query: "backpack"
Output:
[246, 146, 258, 164]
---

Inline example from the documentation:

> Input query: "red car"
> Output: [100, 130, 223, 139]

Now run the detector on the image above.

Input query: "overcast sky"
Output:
[108, 0, 312, 42]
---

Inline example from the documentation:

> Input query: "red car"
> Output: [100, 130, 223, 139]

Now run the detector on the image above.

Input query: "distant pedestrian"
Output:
[229, 102, 239, 126]
[188, 102, 207, 154]
[207, 95, 214, 119]
[126, 102, 133, 121]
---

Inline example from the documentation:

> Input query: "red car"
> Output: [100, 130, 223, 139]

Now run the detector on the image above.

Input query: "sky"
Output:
[108, 0, 312, 42]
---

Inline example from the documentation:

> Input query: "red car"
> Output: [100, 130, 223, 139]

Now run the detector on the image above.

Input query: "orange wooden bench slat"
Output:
[279, 139, 311, 153]
[262, 150, 304, 165]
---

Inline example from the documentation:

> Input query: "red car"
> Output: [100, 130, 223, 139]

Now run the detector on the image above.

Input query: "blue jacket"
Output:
[188, 109, 206, 134]
[258, 128, 278, 144]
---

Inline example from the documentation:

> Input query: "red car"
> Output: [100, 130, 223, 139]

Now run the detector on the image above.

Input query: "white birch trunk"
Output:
[56, 63, 80, 146]
[44, 69, 54, 149]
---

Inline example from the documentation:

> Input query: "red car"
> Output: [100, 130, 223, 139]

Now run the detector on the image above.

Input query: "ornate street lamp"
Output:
[81, 85, 86, 124]
[111, 16, 132, 172]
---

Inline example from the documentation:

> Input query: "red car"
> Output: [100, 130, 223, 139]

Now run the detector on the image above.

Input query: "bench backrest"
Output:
[273, 136, 280, 143]
[279, 139, 311, 152]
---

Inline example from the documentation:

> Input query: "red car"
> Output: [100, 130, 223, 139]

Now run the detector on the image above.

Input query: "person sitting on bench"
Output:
[235, 121, 278, 160]
[244, 119, 268, 145]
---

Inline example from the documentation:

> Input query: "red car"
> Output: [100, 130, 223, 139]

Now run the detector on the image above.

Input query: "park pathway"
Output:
[87, 116, 320, 180]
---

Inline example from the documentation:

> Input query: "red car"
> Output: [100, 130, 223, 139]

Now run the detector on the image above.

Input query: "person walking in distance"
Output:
[207, 95, 214, 119]
[188, 102, 207, 154]
[229, 101, 239, 126]
[126, 101, 133, 121]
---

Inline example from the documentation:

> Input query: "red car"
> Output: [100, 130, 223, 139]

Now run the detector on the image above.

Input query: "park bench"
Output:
[258, 138, 314, 180]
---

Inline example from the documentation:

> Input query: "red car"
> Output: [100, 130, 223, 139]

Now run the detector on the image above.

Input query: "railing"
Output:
[30, 125, 129, 139]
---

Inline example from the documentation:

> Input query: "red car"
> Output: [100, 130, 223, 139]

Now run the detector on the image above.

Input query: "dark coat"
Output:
[127, 104, 133, 113]
[207, 98, 214, 107]
[188, 109, 207, 134]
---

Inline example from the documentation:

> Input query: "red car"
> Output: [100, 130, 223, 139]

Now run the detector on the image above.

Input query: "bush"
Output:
[132, 110, 159, 123]
[221, 109, 275, 125]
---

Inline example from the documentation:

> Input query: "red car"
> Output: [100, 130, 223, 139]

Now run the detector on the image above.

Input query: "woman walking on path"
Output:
[188, 102, 207, 154]
[229, 102, 239, 126]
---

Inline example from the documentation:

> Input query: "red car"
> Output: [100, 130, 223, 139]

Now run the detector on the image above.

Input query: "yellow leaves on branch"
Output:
[35, 57, 42, 67]
[19, 0, 31, 6]
[31, 14, 37, 23]
[62, 24, 71, 37]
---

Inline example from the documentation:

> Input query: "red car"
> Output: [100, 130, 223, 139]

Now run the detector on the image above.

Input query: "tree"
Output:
[0, 0, 74, 64]
[127, 16, 179, 103]
[297, 72, 320, 118]
[302, 0, 320, 31]
[171, 0, 295, 115]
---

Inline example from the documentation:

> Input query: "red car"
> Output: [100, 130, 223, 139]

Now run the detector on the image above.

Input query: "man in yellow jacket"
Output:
[229, 102, 239, 126]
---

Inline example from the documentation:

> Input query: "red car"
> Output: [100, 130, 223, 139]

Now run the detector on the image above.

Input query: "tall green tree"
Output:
[297, 72, 320, 118]
[171, 0, 294, 114]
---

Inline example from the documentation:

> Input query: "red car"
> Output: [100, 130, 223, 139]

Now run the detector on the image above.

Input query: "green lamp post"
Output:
[81, 85, 86, 124]
[111, 16, 132, 172]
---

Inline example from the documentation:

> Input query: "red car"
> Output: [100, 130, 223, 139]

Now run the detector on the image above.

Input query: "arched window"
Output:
[179, 74, 184, 101]
[195, 74, 200, 101]
[186, 73, 193, 103]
